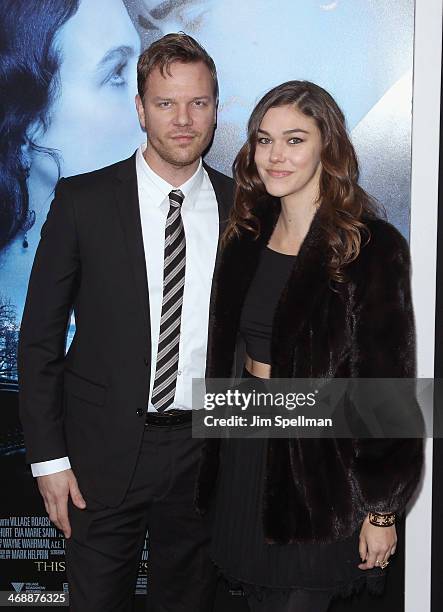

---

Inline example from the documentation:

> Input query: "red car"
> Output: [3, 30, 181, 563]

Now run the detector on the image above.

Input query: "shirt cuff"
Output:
[31, 457, 71, 477]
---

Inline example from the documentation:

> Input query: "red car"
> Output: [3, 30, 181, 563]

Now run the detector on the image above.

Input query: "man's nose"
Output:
[173, 104, 192, 127]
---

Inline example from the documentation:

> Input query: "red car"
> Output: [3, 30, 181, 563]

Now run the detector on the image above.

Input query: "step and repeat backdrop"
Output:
[0, 1, 433, 610]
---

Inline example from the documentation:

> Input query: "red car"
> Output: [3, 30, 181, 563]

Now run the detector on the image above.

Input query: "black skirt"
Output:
[209, 372, 388, 601]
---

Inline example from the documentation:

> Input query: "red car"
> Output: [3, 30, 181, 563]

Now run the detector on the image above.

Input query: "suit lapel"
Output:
[203, 163, 235, 313]
[114, 154, 150, 338]
[203, 163, 232, 238]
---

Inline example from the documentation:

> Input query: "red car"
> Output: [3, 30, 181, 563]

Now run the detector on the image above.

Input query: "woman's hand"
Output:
[358, 514, 397, 570]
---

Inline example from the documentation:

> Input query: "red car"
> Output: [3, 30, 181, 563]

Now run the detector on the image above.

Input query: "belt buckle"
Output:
[145, 409, 187, 427]
[164, 409, 181, 417]
[164, 412, 176, 425]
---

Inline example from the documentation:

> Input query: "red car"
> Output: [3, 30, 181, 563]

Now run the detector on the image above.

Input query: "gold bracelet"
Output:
[368, 511, 396, 527]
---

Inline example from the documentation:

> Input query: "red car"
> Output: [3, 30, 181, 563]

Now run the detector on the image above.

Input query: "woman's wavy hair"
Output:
[227, 80, 381, 282]
[0, 0, 80, 252]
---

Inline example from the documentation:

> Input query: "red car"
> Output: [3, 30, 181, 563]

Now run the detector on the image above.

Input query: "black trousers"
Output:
[245, 587, 333, 612]
[66, 420, 216, 612]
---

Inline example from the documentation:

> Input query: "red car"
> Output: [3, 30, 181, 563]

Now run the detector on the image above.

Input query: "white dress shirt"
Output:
[31, 144, 219, 477]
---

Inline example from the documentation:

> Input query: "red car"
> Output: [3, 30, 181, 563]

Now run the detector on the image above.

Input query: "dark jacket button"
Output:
[143, 357, 149, 366]
[136, 408, 144, 417]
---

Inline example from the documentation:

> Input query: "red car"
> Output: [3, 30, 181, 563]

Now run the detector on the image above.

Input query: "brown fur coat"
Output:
[195, 198, 423, 544]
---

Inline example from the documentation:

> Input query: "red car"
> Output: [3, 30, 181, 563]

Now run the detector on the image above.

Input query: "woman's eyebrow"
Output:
[258, 128, 310, 135]
[97, 45, 135, 69]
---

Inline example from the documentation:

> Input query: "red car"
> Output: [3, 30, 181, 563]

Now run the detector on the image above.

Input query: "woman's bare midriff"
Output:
[245, 353, 271, 379]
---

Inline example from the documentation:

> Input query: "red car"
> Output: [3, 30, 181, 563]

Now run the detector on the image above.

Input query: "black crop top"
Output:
[239, 247, 297, 364]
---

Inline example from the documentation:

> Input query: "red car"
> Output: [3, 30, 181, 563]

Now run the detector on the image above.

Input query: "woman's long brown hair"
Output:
[225, 81, 381, 282]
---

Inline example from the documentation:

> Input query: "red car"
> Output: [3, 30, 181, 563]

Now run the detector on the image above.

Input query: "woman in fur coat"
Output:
[195, 81, 424, 612]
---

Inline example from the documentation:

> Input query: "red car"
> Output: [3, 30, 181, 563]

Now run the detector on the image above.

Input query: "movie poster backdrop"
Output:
[0, 0, 415, 604]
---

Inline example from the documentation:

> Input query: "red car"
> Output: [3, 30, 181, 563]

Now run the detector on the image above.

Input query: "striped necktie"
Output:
[151, 189, 186, 411]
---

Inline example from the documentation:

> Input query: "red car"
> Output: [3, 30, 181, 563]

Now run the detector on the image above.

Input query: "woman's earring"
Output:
[22, 210, 35, 249]
[20, 138, 34, 248]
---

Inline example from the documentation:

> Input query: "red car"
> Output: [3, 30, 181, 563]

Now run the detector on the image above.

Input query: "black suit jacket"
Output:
[18, 153, 233, 507]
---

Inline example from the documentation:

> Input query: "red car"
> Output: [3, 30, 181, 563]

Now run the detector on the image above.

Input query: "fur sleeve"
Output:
[349, 221, 424, 514]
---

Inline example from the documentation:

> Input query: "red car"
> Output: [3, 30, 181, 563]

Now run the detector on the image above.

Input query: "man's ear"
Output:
[135, 94, 146, 131]
[213, 101, 218, 128]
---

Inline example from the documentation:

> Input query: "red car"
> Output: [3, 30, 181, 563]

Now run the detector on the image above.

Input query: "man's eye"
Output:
[194, 100, 207, 107]
[158, 101, 172, 108]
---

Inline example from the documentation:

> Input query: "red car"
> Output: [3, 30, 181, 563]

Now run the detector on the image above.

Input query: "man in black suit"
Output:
[18, 33, 233, 612]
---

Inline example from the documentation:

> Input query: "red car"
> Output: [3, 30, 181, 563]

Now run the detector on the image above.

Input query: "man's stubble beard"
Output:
[148, 132, 214, 169]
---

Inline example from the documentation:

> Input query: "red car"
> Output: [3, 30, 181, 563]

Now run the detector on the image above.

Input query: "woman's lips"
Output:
[266, 169, 293, 178]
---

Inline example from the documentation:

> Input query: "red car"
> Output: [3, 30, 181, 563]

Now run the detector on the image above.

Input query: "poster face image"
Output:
[0, 0, 143, 381]
[0, 0, 415, 602]
[0, 0, 414, 383]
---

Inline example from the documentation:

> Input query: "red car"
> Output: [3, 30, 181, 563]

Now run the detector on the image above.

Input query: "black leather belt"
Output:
[145, 409, 193, 427]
